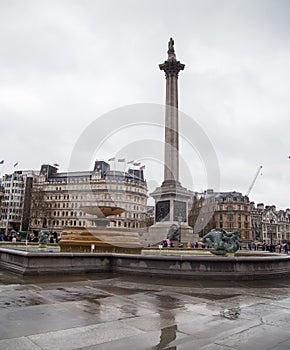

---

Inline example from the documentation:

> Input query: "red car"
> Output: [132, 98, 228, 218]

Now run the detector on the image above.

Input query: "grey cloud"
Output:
[0, 0, 289, 209]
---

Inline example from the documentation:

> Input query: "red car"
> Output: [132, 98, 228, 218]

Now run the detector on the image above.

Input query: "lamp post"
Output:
[270, 219, 273, 252]
[201, 217, 204, 237]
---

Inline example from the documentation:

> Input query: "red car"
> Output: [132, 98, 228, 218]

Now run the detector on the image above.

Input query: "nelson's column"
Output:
[149, 38, 194, 244]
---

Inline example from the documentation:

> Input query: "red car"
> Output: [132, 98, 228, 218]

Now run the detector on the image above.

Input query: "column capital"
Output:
[159, 60, 185, 77]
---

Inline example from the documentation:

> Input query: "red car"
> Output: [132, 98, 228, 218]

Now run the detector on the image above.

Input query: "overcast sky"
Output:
[0, 0, 289, 209]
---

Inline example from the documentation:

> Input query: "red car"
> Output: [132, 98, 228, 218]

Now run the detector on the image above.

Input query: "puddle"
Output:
[40, 286, 109, 302]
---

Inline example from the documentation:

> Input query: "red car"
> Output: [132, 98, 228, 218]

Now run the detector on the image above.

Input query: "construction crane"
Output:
[246, 165, 263, 197]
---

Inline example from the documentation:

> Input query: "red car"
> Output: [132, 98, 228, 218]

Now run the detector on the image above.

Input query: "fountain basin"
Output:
[0, 242, 60, 252]
[1, 247, 290, 280]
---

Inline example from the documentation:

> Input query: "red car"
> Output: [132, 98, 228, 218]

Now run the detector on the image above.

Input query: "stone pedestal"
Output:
[148, 223, 195, 246]
[149, 181, 196, 245]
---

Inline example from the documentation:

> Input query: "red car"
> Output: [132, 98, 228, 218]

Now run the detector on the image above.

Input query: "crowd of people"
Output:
[248, 241, 289, 254]
[0, 230, 59, 244]
[159, 238, 289, 254]
[0, 230, 21, 242]
[161, 240, 207, 249]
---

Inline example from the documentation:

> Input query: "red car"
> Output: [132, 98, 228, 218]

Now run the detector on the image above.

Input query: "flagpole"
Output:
[117, 158, 126, 174]
[13, 162, 19, 171]
[108, 157, 118, 172]
[121, 159, 126, 174]
[126, 160, 134, 171]
[0, 160, 4, 184]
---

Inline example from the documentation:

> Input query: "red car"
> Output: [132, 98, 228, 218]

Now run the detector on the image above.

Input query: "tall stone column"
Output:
[159, 38, 184, 186]
[148, 39, 195, 246]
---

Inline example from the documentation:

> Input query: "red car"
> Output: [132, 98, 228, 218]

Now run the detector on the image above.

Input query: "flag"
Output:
[13, 162, 18, 167]
[133, 162, 141, 166]
[118, 158, 125, 162]
[140, 165, 145, 170]
[0, 160, 4, 164]
[108, 157, 115, 161]
[127, 160, 134, 164]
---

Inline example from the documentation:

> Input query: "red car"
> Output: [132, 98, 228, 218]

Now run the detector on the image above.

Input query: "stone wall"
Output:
[1, 248, 290, 280]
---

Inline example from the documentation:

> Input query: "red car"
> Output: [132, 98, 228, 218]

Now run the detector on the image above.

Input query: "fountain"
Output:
[1, 224, 290, 278]
[59, 205, 143, 254]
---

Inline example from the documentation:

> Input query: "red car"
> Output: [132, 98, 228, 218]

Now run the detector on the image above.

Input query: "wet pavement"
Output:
[1, 271, 290, 349]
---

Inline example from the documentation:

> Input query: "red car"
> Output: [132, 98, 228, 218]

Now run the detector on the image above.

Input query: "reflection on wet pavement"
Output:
[1, 270, 290, 349]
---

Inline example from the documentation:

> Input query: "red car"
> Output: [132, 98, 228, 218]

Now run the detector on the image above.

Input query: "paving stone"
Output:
[216, 324, 290, 350]
[0, 302, 95, 339]
[0, 337, 42, 350]
[28, 322, 144, 350]
[1, 270, 290, 349]
[81, 328, 189, 350]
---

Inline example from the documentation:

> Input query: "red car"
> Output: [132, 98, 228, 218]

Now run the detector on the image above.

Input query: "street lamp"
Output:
[201, 217, 204, 237]
[270, 219, 273, 252]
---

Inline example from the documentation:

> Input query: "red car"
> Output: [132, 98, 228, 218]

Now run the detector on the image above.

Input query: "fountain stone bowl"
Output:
[59, 205, 143, 254]
[81, 205, 124, 217]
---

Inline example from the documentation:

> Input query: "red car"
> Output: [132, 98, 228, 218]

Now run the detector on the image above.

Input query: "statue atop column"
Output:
[160, 37, 184, 77]
[168, 37, 175, 54]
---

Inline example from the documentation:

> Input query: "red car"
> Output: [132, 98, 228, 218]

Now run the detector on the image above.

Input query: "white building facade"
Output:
[0, 170, 35, 233]
[29, 161, 148, 234]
